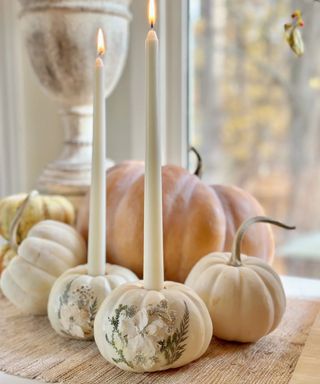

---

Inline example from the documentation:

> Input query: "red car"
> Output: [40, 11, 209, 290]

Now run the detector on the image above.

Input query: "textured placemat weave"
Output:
[0, 292, 319, 384]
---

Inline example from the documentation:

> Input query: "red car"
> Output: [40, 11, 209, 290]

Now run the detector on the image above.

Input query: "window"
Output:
[188, 0, 320, 279]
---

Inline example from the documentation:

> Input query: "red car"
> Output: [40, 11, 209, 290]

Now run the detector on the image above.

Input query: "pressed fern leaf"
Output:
[159, 301, 190, 365]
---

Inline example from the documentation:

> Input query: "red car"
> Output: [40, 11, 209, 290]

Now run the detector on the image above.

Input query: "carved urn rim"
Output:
[19, 0, 132, 20]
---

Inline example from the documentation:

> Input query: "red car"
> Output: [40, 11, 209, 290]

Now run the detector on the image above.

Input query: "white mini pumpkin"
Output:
[94, 280, 213, 372]
[185, 216, 295, 343]
[1, 220, 86, 315]
[48, 264, 138, 340]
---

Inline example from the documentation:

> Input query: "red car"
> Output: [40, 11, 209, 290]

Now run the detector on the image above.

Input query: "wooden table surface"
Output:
[289, 311, 320, 384]
[1, 276, 319, 384]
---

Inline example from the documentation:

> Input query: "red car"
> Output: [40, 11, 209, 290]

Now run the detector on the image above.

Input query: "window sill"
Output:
[281, 275, 320, 301]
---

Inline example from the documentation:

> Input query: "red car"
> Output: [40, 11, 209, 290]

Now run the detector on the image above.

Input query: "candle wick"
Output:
[151, 22, 154, 29]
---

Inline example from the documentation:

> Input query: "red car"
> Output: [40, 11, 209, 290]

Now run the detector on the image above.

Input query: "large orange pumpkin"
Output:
[76, 161, 274, 282]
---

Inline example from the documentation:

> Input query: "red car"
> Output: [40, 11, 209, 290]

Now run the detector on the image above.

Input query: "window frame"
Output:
[159, 0, 189, 168]
[0, 0, 25, 196]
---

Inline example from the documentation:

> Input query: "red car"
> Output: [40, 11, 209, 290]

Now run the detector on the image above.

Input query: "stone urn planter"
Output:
[18, 0, 132, 201]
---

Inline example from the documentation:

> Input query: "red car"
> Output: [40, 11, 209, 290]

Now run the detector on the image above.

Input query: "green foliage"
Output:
[57, 278, 74, 319]
[158, 301, 190, 365]
[105, 304, 136, 369]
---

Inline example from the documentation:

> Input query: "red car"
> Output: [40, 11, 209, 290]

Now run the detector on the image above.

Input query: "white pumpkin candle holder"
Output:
[185, 216, 295, 343]
[94, 280, 213, 372]
[47, 30, 138, 340]
[47, 263, 137, 339]
[93, 2, 212, 372]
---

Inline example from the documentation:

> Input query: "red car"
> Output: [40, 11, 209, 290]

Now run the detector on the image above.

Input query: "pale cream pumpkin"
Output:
[1, 220, 86, 315]
[76, 162, 274, 282]
[0, 191, 39, 275]
[48, 264, 138, 340]
[94, 280, 213, 372]
[0, 191, 75, 244]
[185, 216, 295, 343]
[0, 244, 16, 274]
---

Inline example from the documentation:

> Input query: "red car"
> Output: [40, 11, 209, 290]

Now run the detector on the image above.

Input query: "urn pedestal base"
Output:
[36, 106, 114, 206]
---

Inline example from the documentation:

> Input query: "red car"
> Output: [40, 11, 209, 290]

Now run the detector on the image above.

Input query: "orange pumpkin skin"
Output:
[76, 162, 274, 282]
[212, 184, 275, 262]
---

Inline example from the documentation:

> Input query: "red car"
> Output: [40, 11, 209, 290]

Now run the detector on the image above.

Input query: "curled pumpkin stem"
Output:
[189, 146, 203, 178]
[229, 216, 296, 267]
[9, 190, 39, 251]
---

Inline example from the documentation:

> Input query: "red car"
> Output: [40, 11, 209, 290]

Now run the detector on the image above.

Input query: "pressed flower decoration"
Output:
[94, 281, 212, 373]
[57, 279, 98, 339]
[104, 299, 189, 371]
[284, 10, 304, 56]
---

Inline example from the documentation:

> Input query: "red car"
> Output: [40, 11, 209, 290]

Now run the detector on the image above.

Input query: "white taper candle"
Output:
[88, 28, 106, 276]
[143, 0, 164, 290]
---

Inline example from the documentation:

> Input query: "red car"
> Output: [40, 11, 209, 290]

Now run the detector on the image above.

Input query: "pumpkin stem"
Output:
[189, 147, 203, 178]
[9, 190, 39, 251]
[229, 216, 296, 267]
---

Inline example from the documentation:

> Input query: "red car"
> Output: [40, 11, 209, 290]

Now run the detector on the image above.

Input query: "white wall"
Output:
[0, 0, 25, 196]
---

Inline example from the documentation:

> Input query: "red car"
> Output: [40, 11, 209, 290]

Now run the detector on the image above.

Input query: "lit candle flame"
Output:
[97, 28, 105, 56]
[148, 0, 156, 28]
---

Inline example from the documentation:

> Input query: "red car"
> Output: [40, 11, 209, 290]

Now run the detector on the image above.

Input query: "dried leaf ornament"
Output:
[284, 10, 304, 57]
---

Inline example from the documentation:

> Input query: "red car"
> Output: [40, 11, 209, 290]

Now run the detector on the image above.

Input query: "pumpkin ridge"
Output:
[7, 268, 50, 300]
[2, 269, 47, 306]
[244, 259, 283, 285]
[164, 174, 200, 281]
[205, 185, 227, 244]
[213, 185, 275, 262]
[5, 259, 55, 298]
[107, 285, 141, 314]
[208, 265, 241, 340]
[212, 185, 237, 248]
[248, 269, 277, 333]
[117, 165, 144, 190]
[29, 222, 86, 262]
[163, 285, 211, 358]
[110, 171, 145, 269]
[107, 161, 143, 178]
[20, 237, 72, 275]
[106, 265, 137, 282]
[164, 173, 196, 217]
[93, 275, 113, 292]
[30, 220, 83, 239]
[239, 267, 275, 338]
[18, 246, 59, 279]
[141, 289, 165, 308]
[31, 220, 80, 236]
[208, 264, 230, 306]
[100, 274, 123, 290]
[237, 269, 247, 339]
[29, 237, 82, 265]
[247, 264, 285, 331]
[16, 199, 26, 244]
[180, 182, 226, 281]
[106, 163, 144, 249]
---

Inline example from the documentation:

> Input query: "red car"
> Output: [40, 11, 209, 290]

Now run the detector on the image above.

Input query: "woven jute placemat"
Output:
[0, 292, 319, 384]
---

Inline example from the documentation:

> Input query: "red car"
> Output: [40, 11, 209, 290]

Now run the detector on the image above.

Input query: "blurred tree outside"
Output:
[188, 0, 320, 278]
